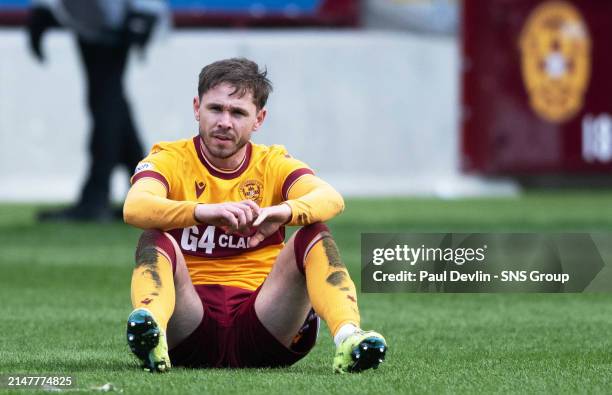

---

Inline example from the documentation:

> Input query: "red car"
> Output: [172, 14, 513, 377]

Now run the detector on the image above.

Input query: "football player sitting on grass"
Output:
[123, 58, 387, 373]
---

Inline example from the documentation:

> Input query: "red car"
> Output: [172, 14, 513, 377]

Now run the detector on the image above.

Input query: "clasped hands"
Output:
[194, 201, 292, 248]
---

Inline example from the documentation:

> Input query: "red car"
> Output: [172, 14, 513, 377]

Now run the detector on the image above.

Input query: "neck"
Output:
[199, 137, 248, 171]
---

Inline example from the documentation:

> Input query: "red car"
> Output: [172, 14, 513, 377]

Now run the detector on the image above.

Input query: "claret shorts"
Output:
[168, 284, 319, 368]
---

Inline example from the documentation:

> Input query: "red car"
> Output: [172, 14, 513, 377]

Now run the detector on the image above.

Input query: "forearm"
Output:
[123, 179, 199, 230]
[284, 175, 344, 226]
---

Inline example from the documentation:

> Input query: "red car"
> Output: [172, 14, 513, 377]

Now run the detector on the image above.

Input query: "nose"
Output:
[216, 110, 232, 130]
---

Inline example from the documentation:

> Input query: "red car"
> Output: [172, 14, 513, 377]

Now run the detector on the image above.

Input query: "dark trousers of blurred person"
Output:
[70, 39, 144, 220]
[28, 2, 165, 222]
[36, 40, 143, 222]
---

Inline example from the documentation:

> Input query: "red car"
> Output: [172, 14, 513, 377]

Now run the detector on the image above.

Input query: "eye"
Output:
[232, 110, 246, 117]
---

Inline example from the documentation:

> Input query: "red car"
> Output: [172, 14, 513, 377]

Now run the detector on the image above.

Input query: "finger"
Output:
[253, 210, 269, 227]
[248, 232, 266, 248]
[236, 203, 254, 224]
[235, 208, 247, 229]
[241, 200, 261, 215]
[240, 203, 258, 228]
[224, 206, 246, 228]
[221, 210, 239, 232]
[236, 219, 252, 236]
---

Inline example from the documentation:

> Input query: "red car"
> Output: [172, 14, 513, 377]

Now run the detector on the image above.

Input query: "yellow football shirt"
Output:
[131, 136, 313, 291]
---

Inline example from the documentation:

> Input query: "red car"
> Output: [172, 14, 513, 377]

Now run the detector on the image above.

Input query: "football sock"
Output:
[302, 233, 361, 339]
[131, 251, 175, 332]
[333, 323, 359, 347]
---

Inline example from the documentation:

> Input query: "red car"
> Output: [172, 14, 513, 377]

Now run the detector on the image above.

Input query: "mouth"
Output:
[211, 134, 234, 143]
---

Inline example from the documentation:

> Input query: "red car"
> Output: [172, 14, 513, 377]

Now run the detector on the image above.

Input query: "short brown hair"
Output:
[198, 58, 273, 110]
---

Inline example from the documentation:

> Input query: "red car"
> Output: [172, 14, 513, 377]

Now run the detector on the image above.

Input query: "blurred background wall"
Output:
[2, 28, 512, 201]
[4, 0, 566, 202]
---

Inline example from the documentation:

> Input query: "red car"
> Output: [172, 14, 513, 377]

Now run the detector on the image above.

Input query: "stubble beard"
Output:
[199, 126, 248, 160]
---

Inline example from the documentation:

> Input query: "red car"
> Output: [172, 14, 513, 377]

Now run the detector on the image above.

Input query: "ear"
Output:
[252, 108, 267, 132]
[193, 96, 201, 121]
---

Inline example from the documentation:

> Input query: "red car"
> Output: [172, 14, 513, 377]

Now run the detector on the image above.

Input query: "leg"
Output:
[76, 39, 134, 211]
[118, 110, 144, 198]
[255, 223, 386, 372]
[165, 235, 204, 349]
[256, 223, 360, 347]
[254, 231, 312, 348]
[118, 98, 144, 173]
[37, 39, 135, 222]
[128, 229, 203, 371]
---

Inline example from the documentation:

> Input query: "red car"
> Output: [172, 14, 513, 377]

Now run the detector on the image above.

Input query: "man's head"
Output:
[193, 58, 273, 162]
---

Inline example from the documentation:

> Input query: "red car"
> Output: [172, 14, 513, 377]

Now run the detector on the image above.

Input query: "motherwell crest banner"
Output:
[462, 0, 612, 174]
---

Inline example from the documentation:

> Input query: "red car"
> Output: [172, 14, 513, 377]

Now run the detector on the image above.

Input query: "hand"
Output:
[125, 11, 158, 53]
[249, 204, 292, 248]
[27, 7, 59, 62]
[195, 200, 260, 235]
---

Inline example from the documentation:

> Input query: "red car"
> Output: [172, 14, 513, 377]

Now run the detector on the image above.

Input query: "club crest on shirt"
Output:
[239, 179, 263, 204]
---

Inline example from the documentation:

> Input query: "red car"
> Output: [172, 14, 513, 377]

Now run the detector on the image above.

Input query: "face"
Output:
[193, 82, 266, 160]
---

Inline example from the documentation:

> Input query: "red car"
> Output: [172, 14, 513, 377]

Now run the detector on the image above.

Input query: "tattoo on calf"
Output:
[322, 237, 345, 268]
[135, 231, 160, 268]
[326, 270, 347, 286]
[135, 231, 162, 288]
[144, 268, 162, 288]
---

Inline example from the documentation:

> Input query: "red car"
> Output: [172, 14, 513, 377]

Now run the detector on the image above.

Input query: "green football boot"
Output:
[333, 330, 387, 373]
[126, 308, 171, 372]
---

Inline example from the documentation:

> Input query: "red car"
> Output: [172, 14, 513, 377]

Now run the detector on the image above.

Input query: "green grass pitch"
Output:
[2, 192, 612, 394]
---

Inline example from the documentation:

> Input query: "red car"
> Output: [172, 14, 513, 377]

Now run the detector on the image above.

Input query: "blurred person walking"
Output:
[27, 0, 170, 222]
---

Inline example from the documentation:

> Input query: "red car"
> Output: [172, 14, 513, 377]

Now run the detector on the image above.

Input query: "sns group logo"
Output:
[519, 0, 591, 123]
